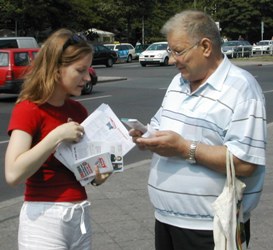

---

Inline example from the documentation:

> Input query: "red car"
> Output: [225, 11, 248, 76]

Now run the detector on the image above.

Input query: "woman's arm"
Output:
[5, 121, 84, 186]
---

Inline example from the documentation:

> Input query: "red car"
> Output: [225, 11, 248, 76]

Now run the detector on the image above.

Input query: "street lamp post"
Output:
[142, 16, 145, 44]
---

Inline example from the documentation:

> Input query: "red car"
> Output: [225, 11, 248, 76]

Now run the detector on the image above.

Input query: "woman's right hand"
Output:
[53, 119, 85, 144]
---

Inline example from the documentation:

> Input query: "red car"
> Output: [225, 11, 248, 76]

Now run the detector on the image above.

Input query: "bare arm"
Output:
[5, 121, 84, 186]
[133, 130, 256, 177]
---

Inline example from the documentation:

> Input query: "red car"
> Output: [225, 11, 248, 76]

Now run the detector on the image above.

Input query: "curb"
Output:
[98, 76, 127, 83]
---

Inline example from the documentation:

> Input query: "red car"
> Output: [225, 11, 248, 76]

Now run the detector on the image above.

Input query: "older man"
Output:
[131, 10, 266, 250]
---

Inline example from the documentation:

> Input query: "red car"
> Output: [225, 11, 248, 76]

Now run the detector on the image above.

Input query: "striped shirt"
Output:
[148, 56, 267, 230]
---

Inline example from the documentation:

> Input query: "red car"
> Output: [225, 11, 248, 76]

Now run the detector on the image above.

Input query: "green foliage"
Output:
[0, 0, 272, 44]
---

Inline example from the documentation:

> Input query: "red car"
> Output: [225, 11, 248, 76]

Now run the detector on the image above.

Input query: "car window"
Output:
[95, 45, 102, 52]
[0, 52, 9, 66]
[105, 45, 114, 50]
[14, 52, 30, 66]
[0, 39, 18, 48]
[147, 44, 163, 51]
[223, 41, 237, 46]
[258, 41, 268, 45]
[99, 46, 107, 52]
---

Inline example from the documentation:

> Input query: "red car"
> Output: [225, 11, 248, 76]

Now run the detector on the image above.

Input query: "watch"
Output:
[186, 141, 198, 164]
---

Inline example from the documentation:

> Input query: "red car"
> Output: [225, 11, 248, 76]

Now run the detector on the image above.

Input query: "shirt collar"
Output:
[179, 55, 231, 92]
[205, 55, 231, 91]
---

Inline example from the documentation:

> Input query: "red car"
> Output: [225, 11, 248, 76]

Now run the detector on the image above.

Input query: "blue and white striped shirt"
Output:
[148, 56, 267, 230]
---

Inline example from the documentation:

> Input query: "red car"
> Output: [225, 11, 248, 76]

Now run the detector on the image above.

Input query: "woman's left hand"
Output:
[91, 166, 112, 186]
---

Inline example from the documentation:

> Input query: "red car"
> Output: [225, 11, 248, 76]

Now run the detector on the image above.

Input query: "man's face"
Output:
[167, 31, 208, 85]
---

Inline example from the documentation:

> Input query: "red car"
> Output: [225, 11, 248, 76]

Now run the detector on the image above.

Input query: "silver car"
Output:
[221, 40, 252, 58]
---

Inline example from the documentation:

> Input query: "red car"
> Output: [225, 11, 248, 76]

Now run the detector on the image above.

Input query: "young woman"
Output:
[5, 28, 110, 250]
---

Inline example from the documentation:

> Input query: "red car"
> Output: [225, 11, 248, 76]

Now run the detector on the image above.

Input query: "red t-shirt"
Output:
[8, 99, 88, 202]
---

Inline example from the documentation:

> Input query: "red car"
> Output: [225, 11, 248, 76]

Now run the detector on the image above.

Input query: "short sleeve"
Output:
[7, 100, 41, 136]
[225, 99, 267, 165]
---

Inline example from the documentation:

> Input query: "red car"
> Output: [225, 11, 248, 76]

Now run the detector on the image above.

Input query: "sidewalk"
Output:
[1, 124, 273, 249]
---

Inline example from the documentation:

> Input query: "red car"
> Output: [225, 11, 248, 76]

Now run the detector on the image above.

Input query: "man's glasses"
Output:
[166, 40, 200, 58]
[62, 33, 88, 52]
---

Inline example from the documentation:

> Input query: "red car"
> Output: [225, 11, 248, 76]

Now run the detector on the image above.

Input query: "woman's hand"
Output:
[53, 118, 85, 144]
[91, 166, 112, 186]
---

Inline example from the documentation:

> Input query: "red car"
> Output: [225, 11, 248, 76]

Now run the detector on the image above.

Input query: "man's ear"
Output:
[200, 38, 212, 57]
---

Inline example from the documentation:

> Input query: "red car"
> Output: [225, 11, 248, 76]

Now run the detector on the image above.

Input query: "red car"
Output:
[82, 66, 97, 95]
[0, 48, 97, 95]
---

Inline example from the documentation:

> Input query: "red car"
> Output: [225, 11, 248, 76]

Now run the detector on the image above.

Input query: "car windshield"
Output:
[147, 43, 167, 51]
[222, 41, 239, 46]
[257, 41, 269, 45]
[105, 45, 115, 50]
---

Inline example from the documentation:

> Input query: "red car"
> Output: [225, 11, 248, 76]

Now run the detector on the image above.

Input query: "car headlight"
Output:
[156, 52, 164, 57]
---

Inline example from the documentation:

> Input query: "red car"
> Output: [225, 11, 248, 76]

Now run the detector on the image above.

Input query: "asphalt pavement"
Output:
[1, 60, 273, 250]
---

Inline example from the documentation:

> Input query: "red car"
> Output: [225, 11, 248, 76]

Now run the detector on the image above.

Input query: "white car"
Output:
[139, 41, 169, 67]
[252, 40, 273, 54]
[104, 43, 136, 62]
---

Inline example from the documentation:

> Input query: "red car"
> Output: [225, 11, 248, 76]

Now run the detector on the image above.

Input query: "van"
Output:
[0, 37, 39, 49]
[0, 48, 97, 95]
[0, 48, 39, 93]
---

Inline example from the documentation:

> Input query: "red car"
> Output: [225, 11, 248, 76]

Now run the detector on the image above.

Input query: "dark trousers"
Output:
[155, 219, 251, 250]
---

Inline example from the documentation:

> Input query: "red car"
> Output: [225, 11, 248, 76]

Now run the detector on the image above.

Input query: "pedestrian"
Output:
[238, 35, 244, 40]
[130, 10, 266, 250]
[5, 28, 111, 250]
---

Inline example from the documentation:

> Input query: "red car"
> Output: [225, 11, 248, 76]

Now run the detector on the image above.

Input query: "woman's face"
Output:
[59, 53, 92, 96]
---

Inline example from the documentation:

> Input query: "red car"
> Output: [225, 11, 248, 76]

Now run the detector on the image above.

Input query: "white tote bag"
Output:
[212, 150, 246, 250]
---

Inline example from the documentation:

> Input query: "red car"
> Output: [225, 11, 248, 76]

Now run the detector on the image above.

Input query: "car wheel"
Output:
[140, 62, 146, 67]
[106, 58, 114, 67]
[127, 55, 132, 63]
[160, 57, 169, 66]
[81, 80, 93, 95]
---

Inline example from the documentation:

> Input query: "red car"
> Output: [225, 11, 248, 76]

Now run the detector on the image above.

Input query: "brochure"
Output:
[54, 103, 135, 186]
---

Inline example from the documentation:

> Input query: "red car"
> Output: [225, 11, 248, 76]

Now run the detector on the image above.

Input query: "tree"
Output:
[0, 0, 272, 44]
[215, 0, 273, 42]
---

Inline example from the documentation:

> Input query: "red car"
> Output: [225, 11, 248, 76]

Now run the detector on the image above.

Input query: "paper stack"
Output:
[54, 103, 135, 186]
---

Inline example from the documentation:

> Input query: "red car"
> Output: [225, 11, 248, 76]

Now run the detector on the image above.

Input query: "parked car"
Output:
[104, 43, 136, 62]
[0, 37, 39, 49]
[0, 48, 39, 93]
[138, 41, 169, 66]
[135, 44, 150, 59]
[221, 40, 252, 58]
[0, 48, 97, 95]
[252, 40, 273, 54]
[91, 44, 118, 67]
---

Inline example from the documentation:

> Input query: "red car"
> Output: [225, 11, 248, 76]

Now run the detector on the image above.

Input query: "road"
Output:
[0, 61, 273, 202]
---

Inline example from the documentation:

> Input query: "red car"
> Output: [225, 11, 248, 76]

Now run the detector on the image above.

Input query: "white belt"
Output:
[62, 200, 91, 234]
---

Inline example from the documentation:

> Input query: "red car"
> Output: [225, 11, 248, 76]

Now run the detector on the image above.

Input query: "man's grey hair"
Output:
[161, 10, 222, 49]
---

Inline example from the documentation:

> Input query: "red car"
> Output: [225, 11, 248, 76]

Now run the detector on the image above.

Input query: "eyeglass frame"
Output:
[62, 33, 88, 52]
[166, 40, 200, 58]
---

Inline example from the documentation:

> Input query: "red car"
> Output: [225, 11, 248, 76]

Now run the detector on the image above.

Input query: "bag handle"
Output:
[226, 149, 235, 189]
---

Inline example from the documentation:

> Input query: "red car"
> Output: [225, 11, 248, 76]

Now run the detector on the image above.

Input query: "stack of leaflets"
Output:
[54, 103, 135, 186]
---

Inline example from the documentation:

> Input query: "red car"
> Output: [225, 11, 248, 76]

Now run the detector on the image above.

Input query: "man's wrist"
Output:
[186, 141, 198, 164]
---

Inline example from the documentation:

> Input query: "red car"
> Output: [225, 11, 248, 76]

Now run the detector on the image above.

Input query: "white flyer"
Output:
[54, 103, 135, 185]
